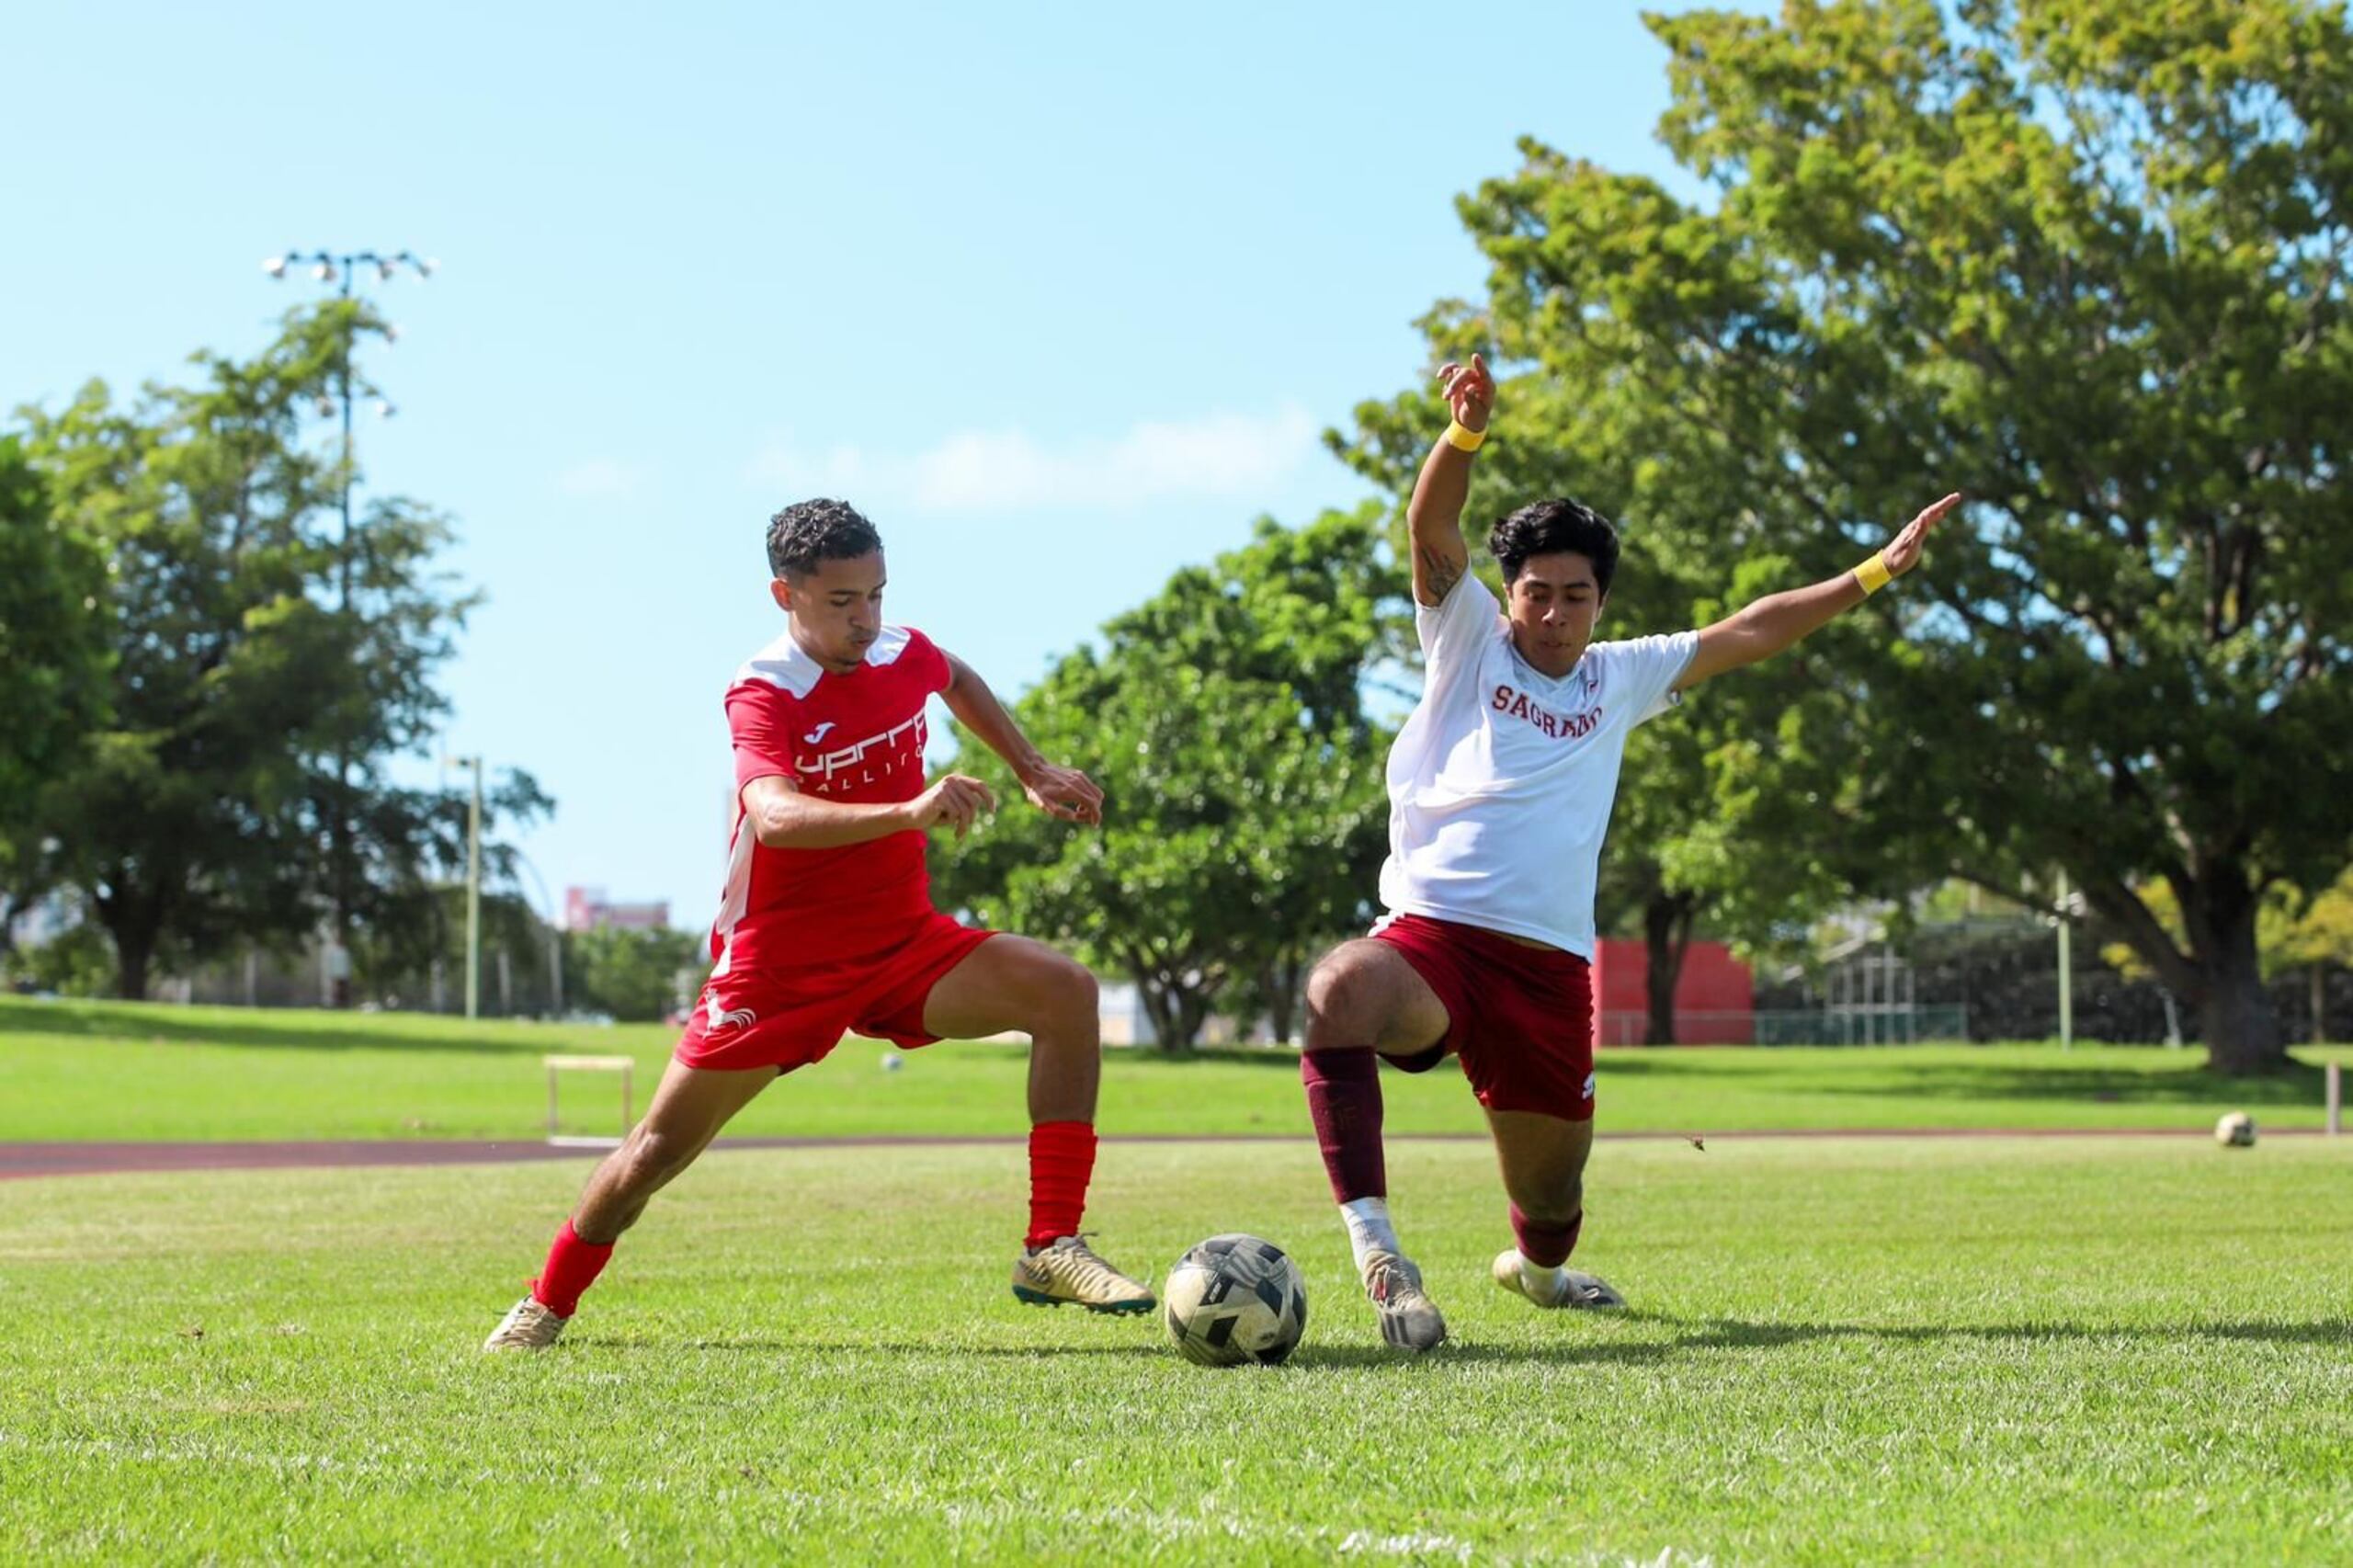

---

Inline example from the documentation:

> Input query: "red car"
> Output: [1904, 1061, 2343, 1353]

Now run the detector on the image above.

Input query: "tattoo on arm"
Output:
[1417, 545, 1461, 604]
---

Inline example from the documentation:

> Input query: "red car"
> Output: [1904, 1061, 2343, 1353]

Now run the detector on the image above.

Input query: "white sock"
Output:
[1339, 1197, 1401, 1268]
[1516, 1252, 1568, 1300]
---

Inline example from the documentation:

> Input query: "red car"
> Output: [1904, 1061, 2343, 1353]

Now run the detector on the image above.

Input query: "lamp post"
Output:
[263, 248, 435, 1006]
[444, 755, 483, 1020]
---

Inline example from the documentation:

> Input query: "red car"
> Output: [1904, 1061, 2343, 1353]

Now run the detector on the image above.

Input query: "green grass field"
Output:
[4, 1136, 2349, 1562]
[4, 995, 2347, 1142]
[6, 998, 2351, 1562]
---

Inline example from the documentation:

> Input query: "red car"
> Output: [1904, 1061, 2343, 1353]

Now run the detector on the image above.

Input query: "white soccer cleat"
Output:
[1492, 1248, 1627, 1310]
[1360, 1249, 1448, 1352]
[483, 1295, 569, 1351]
[1011, 1235, 1156, 1314]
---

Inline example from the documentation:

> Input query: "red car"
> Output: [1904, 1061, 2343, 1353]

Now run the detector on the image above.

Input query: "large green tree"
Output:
[933, 509, 1399, 1048]
[1354, 0, 2350, 1072]
[0, 435, 112, 949]
[17, 304, 538, 998]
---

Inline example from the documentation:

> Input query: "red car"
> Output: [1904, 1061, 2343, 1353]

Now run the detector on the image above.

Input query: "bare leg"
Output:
[919, 934, 1100, 1123]
[1485, 1108, 1595, 1254]
[572, 1057, 779, 1244]
[1485, 1107, 1621, 1307]
[1302, 938, 1453, 1350]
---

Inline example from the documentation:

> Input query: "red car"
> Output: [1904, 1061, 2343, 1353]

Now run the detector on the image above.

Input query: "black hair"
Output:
[1488, 497, 1620, 595]
[766, 497, 882, 579]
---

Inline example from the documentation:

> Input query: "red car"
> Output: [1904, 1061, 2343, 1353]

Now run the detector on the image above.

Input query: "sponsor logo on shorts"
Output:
[1582, 1070, 1597, 1100]
[705, 996, 758, 1033]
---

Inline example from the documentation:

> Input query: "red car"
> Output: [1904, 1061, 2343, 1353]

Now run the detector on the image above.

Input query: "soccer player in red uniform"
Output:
[1303, 356, 1957, 1350]
[486, 499, 1154, 1350]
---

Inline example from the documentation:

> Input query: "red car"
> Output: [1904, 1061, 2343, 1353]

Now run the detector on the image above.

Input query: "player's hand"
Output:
[908, 774, 998, 841]
[1436, 352, 1495, 434]
[1885, 492, 1961, 576]
[1020, 761, 1104, 825]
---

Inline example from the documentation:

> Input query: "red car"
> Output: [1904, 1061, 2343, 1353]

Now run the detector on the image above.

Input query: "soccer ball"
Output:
[1162, 1233, 1308, 1367]
[879, 1052, 904, 1073]
[2214, 1110, 2256, 1147]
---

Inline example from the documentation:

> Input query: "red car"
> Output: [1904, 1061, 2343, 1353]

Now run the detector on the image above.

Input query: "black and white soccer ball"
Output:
[1162, 1233, 1308, 1367]
[2214, 1110, 2257, 1147]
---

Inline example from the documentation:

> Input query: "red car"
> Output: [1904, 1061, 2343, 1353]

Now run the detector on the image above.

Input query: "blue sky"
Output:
[4, 2, 1736, 931]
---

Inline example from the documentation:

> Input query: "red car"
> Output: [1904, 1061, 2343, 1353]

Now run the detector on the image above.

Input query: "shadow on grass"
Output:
[1799, 1061, 2332, 1108]
[585, 1336, 1165, 1360]
[1290, 1312, 2352, 1369]
[0, 999, 575, 1057]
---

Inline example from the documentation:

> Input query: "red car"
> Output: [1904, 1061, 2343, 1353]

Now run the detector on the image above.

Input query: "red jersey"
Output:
[708, 623, 953, 975]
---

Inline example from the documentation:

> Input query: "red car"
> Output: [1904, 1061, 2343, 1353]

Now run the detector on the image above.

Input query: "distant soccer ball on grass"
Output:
[1162, 1233, 1307, 1367]
[879, 1052, 904, 1073]
[2214, 1110, 2256, 1147]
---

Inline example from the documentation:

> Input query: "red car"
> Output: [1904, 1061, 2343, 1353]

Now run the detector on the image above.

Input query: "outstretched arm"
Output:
[1405, 354, 1495, 607]
[941, 653, 1105, 824]
[1675, 492, 1962, 690]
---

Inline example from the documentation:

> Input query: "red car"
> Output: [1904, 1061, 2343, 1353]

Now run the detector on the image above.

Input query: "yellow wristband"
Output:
[1442, 420, 1486, 453]
[1853, 551, 1893, 595]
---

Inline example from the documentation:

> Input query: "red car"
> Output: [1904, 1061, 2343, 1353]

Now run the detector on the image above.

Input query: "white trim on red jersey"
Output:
[735, 624, 915, 699]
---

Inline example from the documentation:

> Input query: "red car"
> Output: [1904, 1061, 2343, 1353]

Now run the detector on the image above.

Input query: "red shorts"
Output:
[674, 911, 997, 1074]
[1369, 913, 1597, 1120]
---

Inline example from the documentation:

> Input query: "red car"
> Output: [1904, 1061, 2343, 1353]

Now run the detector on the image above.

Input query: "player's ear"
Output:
[769, 576, 793, 615]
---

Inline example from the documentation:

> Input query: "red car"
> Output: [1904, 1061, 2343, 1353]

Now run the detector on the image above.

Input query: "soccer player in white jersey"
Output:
[1301, 355, 1957, 1350]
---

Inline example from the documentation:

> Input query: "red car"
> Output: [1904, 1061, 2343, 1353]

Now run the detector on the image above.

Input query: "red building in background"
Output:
[563, 886, 672, 934]
[1588, 937, 1754, 1047]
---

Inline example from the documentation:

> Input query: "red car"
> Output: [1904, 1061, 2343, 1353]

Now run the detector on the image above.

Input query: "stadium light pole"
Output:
[443, 755, 483, 1020]
[262, 247, 436, 1006]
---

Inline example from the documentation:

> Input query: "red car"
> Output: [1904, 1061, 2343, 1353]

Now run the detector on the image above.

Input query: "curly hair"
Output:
[766, 498, 882, 579]
[1488, 497, 1620, 594]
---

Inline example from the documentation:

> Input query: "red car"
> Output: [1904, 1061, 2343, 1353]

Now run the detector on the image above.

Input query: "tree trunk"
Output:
[113, 927, 153, 1001]
[1137, 974, 1209, 1052]
[2312, 962, 2329, 1047]
[1264, 953, 1304, 1046]
[2188, 881, 2288, 1075]
[1642, 892, 1697, 1046]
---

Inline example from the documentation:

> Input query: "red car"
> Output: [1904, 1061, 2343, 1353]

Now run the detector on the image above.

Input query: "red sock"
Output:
[1026, 1120, 1097, 1248]
[529, 1219, 614, 1317]
[1509, 1204, 1584, 1269]
[1302, 1047, 1386, 1203]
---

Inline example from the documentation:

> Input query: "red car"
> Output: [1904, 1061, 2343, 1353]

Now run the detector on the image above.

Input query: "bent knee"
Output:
[1304, 944, 1389, 1042]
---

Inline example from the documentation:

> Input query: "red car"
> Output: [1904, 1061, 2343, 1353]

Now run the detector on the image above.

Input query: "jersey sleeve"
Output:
[897, 627, 954, 695]
[1603, 630, 1700, 729]
[1414, 573, 1502, 683]
[725, 681, 799, 790]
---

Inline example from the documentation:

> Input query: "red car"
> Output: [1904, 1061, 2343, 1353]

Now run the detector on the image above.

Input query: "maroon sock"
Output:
[1509, 1204, 1584, 1269]
[1026, 1120, 1097, 1248]
[1302, 1047, 1386, 1203]
[529, 1219, 614, 1317]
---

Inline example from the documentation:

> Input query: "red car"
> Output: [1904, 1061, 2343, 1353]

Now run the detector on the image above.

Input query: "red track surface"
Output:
[1, 1125, 2294, 1181]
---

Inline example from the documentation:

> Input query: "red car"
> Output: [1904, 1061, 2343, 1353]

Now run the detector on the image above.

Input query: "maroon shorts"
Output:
[1369, 913, 1597, 1120]
[674, 912, 997, 1074]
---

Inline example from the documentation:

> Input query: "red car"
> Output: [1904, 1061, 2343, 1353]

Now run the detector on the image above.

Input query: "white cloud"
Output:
[743, 404, 1321, 514]
[555, 459, 645, 498]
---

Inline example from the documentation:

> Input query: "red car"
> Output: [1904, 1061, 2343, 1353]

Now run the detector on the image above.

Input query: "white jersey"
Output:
[1378, 573, 1698, 960]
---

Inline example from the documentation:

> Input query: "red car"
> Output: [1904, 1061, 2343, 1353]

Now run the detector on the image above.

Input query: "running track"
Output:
[3, 1126, 2315, 1181]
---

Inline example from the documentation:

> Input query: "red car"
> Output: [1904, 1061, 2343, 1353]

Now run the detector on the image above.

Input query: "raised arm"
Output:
[1675, 492, 1962, 690]
[941, 652, 1104, 824]
[1405, 354, 1495, 607]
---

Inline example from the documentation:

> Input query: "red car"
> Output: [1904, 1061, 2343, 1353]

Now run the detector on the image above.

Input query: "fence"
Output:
[1597, 1006, 1972, 1047]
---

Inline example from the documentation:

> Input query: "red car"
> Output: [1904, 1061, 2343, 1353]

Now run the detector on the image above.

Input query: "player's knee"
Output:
[1304, 949, 1381, 1046]
[1014, 946, 1097, 1039]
